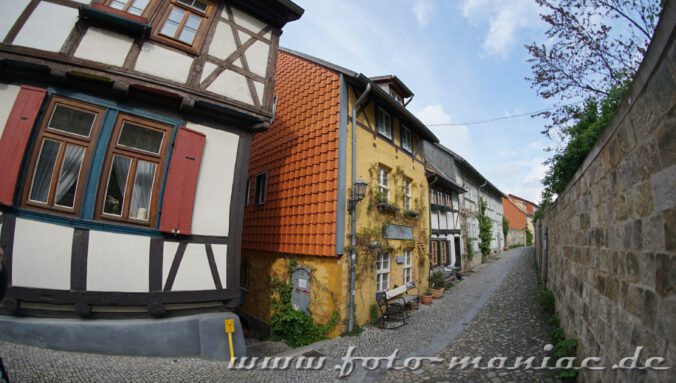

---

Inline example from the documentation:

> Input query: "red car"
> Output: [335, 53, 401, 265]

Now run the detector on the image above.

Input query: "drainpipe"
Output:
[347, 81, 371, 334]
[404, 95, 414, 107]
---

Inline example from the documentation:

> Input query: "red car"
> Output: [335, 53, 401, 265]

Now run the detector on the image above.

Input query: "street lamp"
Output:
[349, 178, 368, 211]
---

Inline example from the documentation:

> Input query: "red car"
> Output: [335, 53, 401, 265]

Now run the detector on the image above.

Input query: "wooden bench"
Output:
[385, 283, 419, 308]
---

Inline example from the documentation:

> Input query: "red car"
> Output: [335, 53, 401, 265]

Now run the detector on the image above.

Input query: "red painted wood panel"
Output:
[0, 86, 47, 206]
[159, 126, 206, 235]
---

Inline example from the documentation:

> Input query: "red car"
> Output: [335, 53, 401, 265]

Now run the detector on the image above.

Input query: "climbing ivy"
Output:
[477, 198, 493, 262]
[353, 163, 428, 281]
[269, 260, 339, 348]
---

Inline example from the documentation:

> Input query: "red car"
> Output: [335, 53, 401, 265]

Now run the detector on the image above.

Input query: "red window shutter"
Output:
[160, 126, 206, 235]
[0, 86, 47, 206]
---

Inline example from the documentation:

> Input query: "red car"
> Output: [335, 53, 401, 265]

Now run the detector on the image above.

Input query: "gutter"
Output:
[347, 81, 371, 334]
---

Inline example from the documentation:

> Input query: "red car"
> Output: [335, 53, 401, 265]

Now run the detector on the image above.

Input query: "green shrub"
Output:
[369, 304, 380, 325]
[537, 288, 556, 314]
[269, 276, 339, 348]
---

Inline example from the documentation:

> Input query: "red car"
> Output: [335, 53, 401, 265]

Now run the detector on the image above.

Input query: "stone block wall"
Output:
[536, 6, 675, 383]
[507, 229, 526, 248]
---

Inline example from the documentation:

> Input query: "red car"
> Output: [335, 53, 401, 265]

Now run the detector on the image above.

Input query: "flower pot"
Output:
[430, 287, 444, 299]
[421, 294, 433, 305]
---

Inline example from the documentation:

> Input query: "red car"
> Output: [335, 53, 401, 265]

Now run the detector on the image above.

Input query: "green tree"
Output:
[478, 198, 493, 262]
[541, 83, 628, 199]
[502, 216, 509, 247]
[525, 227, 533, 246]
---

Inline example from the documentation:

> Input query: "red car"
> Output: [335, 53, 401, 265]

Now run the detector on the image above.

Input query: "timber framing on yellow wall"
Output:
[345, 84, 431, 326]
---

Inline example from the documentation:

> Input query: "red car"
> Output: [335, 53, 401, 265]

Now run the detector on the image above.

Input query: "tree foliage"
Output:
[527, 0, 661, 210]
[478, 198, 493, 261]
[502, 216, 509, 238]
[527, 0, 661, 137]
[541, 83, 628, 197]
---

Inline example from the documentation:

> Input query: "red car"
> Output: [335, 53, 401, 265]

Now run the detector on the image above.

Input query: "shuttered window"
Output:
[0, 91, 205, 233]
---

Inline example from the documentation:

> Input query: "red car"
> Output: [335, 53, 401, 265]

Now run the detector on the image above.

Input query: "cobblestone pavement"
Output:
[0, 247, 555, 382]
[381, 246, 558, 383]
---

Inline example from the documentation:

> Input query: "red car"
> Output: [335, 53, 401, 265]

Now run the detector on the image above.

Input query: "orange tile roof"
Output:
[502, 197, 527, 230]
[242, 51, 341, 257]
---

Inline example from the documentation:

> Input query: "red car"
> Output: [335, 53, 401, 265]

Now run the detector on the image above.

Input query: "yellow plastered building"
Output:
[240, 49, 438, 337]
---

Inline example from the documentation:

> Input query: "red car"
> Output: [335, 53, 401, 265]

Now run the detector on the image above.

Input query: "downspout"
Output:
[404, 95, 414, 107]
[347, 81, 371, 334]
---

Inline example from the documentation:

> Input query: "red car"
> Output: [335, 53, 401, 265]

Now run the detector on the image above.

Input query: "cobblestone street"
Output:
[0, 247, 557, 382]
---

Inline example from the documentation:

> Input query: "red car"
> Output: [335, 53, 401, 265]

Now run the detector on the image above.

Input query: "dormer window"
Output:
[389, 89, 403, 104]
[108, 0, 152, 16]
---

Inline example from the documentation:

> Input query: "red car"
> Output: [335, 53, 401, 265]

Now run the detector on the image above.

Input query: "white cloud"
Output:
[458, 0, 540, 58]
[412, 0, 435, 26]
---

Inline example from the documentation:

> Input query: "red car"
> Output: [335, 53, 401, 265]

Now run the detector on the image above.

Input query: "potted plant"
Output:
[429, 271, 445, 299]
[421, 290, 433, 305]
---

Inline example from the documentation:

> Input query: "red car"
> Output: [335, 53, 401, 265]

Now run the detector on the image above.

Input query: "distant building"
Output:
[435, 146, 504, 268]
[423, 142, 466, 272]
[502, 196, 528, 247]
[508, 194, 538, 237]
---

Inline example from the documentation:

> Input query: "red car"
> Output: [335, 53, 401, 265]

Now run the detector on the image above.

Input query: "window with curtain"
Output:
[23, 98, 104, 214]
[98, 114, 171, 226]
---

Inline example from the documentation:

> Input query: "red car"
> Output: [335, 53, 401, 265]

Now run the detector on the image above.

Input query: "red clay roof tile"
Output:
[243, 52, 341, 257]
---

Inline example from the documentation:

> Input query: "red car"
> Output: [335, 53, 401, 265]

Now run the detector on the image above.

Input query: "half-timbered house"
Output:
[0, 0, 301, 357]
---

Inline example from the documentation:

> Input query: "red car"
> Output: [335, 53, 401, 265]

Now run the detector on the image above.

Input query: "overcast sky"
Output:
[279, 0, 558, 203]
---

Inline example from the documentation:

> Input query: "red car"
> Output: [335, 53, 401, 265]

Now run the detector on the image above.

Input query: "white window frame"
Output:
[403, 250, 412, 285]
[376, 107, 392, 140]
[376, 253, 390, 292]
[403, 178, 411, 210]
[401, 125, 412, 152]
[378, 167, 389, 203]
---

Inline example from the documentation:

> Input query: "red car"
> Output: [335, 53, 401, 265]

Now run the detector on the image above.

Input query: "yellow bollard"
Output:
[225, 319, 235, 363]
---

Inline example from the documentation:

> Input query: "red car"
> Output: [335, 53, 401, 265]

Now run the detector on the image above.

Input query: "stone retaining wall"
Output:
[535, 5, 675, 382]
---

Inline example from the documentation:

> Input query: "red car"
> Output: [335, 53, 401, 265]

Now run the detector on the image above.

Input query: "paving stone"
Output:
[0, 248, 557, 383]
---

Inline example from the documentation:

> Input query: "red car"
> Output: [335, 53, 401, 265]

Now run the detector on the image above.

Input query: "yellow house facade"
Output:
[241, 49, 437, 337]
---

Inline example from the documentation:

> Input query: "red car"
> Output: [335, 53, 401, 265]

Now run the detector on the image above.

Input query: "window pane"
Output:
[161, 7, 185, 37]
[29, 139, 60, 203]
[48, 104, 96, 138]
[55, 145, 85, 208]
[178, 0, 208, 12]
[118, 122, 164, 154]
[130, 160, 157, 221]
[110, 0, 128, 10]
[178, 27, 197, 44]
[103, 155, 131, 216]
[129, 0, 150, 15]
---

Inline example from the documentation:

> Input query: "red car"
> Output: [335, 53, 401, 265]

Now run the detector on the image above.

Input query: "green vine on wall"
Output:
[353, 164, 429, 282]
[269, 259, 339, 347]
